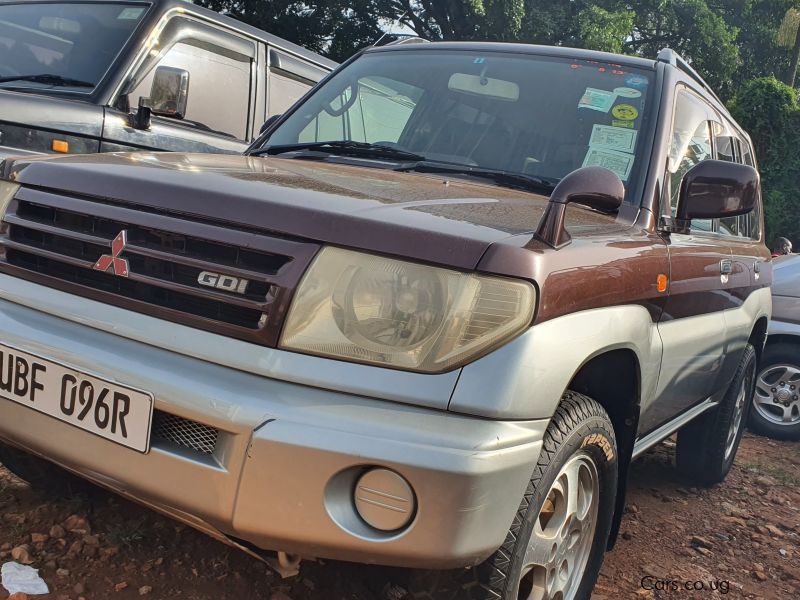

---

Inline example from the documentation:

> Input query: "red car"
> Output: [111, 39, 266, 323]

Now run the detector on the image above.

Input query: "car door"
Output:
[102, 14, 257, 154]
[717, 133, 772, 383]
[641, 88, 731, 433]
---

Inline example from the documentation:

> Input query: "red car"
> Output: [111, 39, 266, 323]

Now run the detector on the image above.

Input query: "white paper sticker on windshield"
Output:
[582, 147, 634, 181]
[613, 87, 642, 99]
[578, 88, 616, 113]
[589, 125, 638, 153]
[118, 7, 145, 20]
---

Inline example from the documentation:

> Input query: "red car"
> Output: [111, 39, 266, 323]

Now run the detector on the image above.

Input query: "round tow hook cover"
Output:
[354, 468, 416, 532]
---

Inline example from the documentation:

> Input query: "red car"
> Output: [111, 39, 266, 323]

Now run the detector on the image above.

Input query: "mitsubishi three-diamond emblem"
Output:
[93, 230, 130, 277]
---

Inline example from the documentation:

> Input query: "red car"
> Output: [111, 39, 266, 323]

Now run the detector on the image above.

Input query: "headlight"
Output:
[0, 179, 19, 218]
[279, 247, 536, 372]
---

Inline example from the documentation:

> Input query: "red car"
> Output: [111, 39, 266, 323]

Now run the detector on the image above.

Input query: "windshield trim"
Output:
[0, 0, 154, 97]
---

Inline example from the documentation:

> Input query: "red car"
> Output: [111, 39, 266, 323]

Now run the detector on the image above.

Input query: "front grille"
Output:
[0, 187, 318, 346]
[151, 411, 218, 455]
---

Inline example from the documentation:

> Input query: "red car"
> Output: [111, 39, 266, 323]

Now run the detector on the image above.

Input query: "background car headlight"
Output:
[280, 247, 536, 372]
[0, 179, 19, 218]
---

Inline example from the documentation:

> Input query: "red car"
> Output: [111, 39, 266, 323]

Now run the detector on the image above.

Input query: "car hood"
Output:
[2, 152, 616, 270]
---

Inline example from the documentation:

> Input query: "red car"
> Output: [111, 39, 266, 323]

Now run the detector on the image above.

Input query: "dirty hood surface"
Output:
[3, 152, 612, 270]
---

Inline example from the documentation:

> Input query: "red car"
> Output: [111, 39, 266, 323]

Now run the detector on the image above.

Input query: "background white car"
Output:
[752, 254, 800, 439]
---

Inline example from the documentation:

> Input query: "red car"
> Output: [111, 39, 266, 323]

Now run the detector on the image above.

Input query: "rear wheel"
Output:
[676, 344, 756, 485]
[749, 342, 800, 440]
[407, 392, 618, 600]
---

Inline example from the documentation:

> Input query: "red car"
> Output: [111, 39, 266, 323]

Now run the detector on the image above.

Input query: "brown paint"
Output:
[0, 133, 771, 347]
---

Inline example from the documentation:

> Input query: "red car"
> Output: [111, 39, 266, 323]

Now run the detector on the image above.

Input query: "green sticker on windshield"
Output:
[118, 7, 145, 20]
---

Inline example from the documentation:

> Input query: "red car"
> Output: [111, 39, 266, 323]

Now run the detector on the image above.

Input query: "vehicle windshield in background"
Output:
[262, 50, 653, 201]
[0, 2, 148, 91]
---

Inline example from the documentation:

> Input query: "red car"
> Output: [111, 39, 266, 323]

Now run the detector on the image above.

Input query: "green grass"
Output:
[105, 516, 148, 549]
[740, 462, 800, 486]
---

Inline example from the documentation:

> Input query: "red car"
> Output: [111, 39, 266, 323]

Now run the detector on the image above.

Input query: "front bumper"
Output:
[0, 294, 545, 568]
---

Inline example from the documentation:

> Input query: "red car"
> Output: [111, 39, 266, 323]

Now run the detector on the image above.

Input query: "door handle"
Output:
[720, 259, 733, 275]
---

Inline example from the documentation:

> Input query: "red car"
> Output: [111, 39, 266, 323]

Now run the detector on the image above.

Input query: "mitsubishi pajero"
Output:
[0, 42, 771, 600]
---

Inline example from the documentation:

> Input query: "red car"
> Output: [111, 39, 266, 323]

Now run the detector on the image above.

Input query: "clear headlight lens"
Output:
[280, 247, 536, 372]
[0, 179, 19, 218]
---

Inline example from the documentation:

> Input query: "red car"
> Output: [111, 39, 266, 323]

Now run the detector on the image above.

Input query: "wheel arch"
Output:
[749, 316, 769, 362]
[566, 348, 641, 551]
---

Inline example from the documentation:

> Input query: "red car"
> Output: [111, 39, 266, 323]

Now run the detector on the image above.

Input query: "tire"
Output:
[0, 443, 90, 495]
[676, 343, 756, 486]
[407, 392, 618, 600]
[748, 341, 800, 441]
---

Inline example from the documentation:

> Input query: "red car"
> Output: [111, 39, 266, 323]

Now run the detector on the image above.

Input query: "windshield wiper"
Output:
[394, 161, 559, 193]
[250, 140, 426, 162]
[0, 74, 94, 88]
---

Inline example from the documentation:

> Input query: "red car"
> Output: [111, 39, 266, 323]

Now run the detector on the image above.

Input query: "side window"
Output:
[268, 71, 312, 116]
[716, 130, 747, 237]
[127, 17, 255, 140]
[297, 76, 420, 144]
[740, 140, 762, 240]
[666, 90, 719, 234]
[267, 50, 326, 117]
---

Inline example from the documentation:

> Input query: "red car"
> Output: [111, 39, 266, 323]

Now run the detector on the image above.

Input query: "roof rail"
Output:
[373, 33, 430, 47]
[657, 47, 723, 105]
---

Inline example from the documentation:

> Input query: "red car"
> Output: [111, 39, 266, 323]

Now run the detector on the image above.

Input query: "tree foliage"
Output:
[730, 78, 800, 244]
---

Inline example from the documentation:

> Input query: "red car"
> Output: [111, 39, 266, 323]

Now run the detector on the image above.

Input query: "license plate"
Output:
[0, 343, 153, 452]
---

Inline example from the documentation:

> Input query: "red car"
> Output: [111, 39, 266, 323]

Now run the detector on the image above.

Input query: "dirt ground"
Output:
[0, 432, 798, 600]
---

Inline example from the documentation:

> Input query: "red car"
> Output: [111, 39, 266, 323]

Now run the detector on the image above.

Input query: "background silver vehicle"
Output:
[0, 0, 336, 158]
[751, 254, 800, 440]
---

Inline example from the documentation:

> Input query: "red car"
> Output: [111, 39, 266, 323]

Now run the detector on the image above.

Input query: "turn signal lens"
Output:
[51, 140, 69, 153]
[0, 179, 20, 218]
[280, 247, 536, 372]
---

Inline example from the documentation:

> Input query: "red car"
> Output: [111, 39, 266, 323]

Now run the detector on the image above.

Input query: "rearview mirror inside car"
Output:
[448, 73, 519, 101]
[676, 160, 759, 221]
[149, 66, 189, 119]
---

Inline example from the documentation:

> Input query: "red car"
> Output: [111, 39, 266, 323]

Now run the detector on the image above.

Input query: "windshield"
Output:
[0, 2, 148, 91]
[263, 49, 654, 201]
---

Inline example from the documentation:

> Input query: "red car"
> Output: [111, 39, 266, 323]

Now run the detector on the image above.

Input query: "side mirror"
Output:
[259, 114, 282, 135]
[676, 159, 759, 221]
[535, 166, 625, 248]
[149, 66, 189, 119]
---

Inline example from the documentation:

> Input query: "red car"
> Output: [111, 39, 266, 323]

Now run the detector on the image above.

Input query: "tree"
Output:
[778, 7, 800, 86]
[194, 0, 390, 62]
[730, 77, 800, 245]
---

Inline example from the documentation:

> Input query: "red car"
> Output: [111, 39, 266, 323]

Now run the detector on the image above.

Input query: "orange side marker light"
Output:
[52, 140, 69, 153]
[657, 274, 668, 293]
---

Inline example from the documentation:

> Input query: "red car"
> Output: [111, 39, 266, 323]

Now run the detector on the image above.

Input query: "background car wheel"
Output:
[0, 444, 91, 495]
[407, 392, 618, 600]
[749, 342, 800, 440]
[676, 343, 756, 486]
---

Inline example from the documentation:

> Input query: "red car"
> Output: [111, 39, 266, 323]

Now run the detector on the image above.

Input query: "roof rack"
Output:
[657, 48, 723, 106]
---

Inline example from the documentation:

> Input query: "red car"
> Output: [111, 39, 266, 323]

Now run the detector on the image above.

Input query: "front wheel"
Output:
[408, 392, 618, 600]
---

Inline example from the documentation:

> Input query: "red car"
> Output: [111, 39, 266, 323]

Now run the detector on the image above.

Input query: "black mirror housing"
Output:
[535, 166, 625, 248]
[676, 159, 759, 221]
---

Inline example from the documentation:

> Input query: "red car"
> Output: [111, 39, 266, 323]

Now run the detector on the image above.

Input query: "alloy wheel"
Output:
[726, 361, 754, 460]
[518, 453, 599, 600]
[753, 364, 800, 427]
